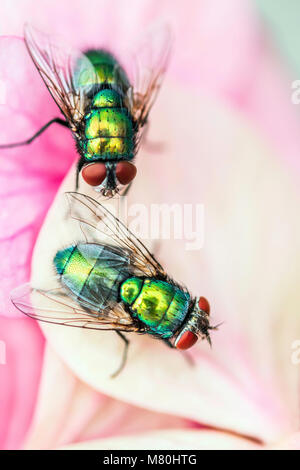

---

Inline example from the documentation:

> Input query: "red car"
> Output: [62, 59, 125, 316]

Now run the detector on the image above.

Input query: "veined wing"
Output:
[66, 192, 166, 278]
[11, 282, 141, 332]
[128, 23, 172, 144]
[24, 23, 97, 129]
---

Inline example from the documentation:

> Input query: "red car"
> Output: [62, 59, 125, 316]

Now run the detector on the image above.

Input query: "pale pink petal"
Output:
[1, 0, 299, 175]
[30, 81, 300, 445]
[24, 346, 191, 449]
[61, 429, 262, 450]
[0, 37, 76, 317]
[0, 316, 44, 449]
[0, 37, 74, 449]
[269, 432, 300, 450]
[0, 0, 300, 451]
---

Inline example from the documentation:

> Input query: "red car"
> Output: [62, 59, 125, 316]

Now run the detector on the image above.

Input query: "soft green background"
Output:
[256, 0, 300, 75]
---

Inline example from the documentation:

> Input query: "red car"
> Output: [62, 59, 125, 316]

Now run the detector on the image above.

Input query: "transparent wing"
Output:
[24, 23, 97, 128]
[129, 23, 172, 136]
[67, 192, 166, 278]
[11, 281, 140, 332]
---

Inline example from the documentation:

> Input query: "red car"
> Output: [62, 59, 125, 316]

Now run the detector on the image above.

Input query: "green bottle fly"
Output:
[11, 193, 214, 376]
[54, 244, 191, 340]
[0, 24, 172, 196]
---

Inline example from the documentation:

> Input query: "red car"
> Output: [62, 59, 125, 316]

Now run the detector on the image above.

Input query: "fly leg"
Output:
[163, 339, 195, 367]
[0, 117, 68, 148]
[111, 331, 130, 378]
[163, 339, 174, 349]
[121, 182, 132, 197]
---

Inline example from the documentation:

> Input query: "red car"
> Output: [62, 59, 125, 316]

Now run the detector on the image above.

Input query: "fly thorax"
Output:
[174, 297, 211, 350]
[92, 89, 123, 108]
[121, 278, 190, 339]
[82, 88, 135, 162]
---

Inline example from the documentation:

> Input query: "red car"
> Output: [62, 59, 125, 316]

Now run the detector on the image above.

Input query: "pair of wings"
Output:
[11, 192, 167, 332]
[24, 23, 172, 137]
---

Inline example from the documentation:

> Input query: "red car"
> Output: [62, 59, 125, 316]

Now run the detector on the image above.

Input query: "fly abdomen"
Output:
[120, 278, 190, 338]
[54, 243, 130, 310]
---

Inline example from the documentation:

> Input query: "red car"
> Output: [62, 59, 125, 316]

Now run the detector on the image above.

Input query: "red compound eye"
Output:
[116, 161, 137, 185]
[82, 163, 107, 186]
[198, 296, 210, 315]
[175, 331, 198, 350]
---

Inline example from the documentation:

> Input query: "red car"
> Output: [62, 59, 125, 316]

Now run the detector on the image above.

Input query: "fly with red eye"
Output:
[11, 193, 217, 376]
[175, 297, 211, 350]
[81, 161, 137, 190]
[0, 23, 171, 196]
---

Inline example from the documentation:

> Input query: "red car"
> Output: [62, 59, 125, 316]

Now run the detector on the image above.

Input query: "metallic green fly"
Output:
[11, 193, 214, 376]
[0, 24, 171, 196]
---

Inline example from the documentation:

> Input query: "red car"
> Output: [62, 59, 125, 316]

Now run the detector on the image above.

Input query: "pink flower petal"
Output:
[24, 346, 191, 449]
[61, 429, 261, 450]
[1, 0, 300, 451]
[0, 37, 75, 449]
[29, 81, 300, 445]
[269, 432, 300, 450]
[1, 0, 299, 176]
[0, 37, 76, 317]
[0, 316, 44, 449]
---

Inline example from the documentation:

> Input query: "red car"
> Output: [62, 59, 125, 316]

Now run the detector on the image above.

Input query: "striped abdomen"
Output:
[54, 243, 130, 310]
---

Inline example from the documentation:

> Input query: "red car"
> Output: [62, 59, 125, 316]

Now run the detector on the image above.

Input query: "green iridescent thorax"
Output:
[54, 244, 129, 309]
[92, 89, 123, 108]
[120, 278, 190, 338]
[83, 102, 134, 161]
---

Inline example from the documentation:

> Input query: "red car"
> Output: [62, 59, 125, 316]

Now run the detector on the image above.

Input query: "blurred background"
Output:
[257, 0, 300, 75]
[0, 0, 300, 451]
